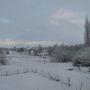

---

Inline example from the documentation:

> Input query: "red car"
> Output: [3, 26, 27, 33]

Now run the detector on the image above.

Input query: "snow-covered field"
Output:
[0, 51, 90, 90]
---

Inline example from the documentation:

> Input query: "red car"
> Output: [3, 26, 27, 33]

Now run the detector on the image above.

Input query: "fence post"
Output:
[68, 77, 71, 87]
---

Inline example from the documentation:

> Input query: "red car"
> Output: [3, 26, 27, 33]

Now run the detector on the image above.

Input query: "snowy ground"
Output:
[0, 51, 90, 90]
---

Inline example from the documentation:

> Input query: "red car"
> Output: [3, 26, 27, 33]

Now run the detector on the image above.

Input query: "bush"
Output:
[0, 50, 7, 65]
[73, 47, 90, 66]
[50, 46, 77, 63]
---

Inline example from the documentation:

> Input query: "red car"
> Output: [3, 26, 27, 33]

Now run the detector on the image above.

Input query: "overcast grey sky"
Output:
[0, 0, 90, 47]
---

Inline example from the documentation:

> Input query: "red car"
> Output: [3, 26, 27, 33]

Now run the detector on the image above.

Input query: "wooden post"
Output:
[68, 77, 71, 87]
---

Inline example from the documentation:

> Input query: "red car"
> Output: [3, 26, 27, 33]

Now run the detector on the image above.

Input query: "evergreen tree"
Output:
[84, 17, 90, 47]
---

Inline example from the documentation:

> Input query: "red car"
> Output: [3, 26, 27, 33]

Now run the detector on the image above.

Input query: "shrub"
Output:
[50, 46, 77, 63]
[73, 47, 90, 66]
[0, 50, 7, 65]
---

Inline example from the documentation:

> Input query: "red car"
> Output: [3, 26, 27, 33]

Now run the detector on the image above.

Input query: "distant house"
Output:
[39, 48, 48, 56]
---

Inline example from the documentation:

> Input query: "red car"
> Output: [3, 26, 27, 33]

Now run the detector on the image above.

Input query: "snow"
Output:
[0, 73, 66, 90]
[0, 51, 90, 90]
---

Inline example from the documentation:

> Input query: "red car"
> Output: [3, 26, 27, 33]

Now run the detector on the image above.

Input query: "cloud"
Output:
[69, 19, 85, 25]
[0, 17, 13, 24]
[0, 39, 63, 46]
[52, 8, 79, 19]
[50, 8, 85, 25]
[49, 20, 59, 25]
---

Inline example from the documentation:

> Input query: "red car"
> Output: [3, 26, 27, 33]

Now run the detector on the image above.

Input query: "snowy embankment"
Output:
[0, 51, 90, 90]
